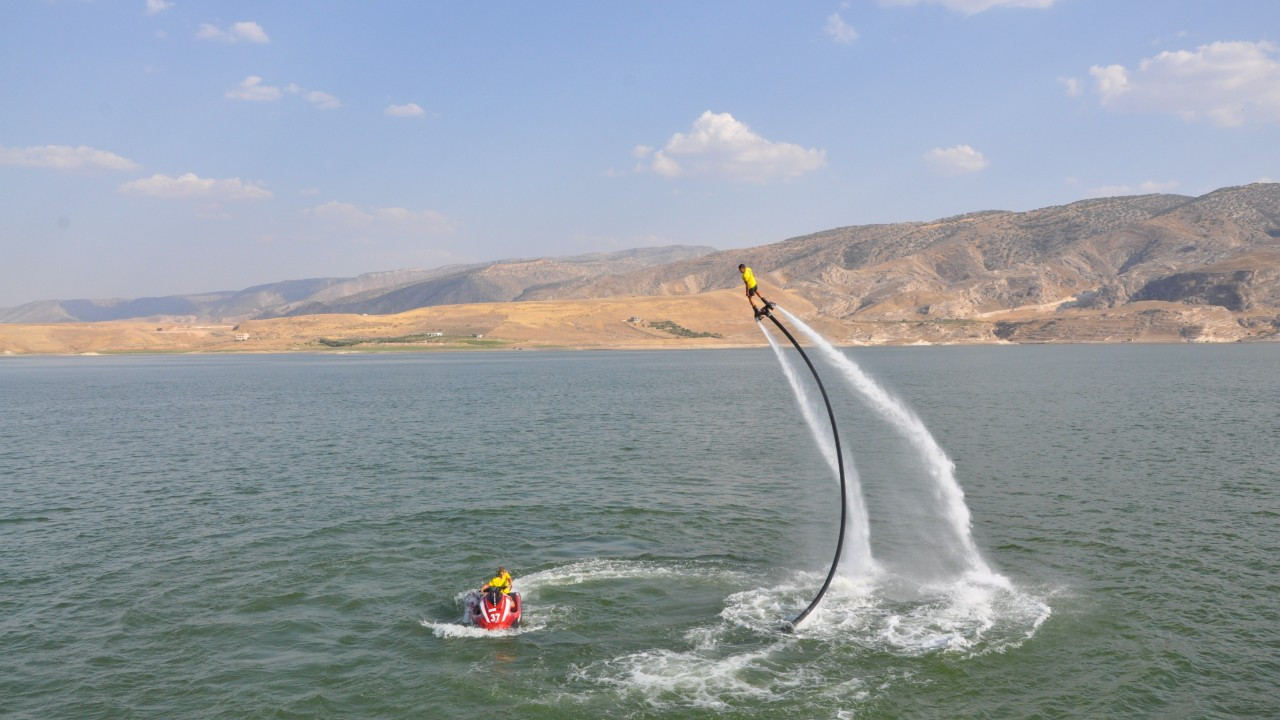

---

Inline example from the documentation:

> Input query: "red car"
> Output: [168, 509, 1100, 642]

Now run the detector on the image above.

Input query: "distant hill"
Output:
[0, 269, 460, 324]
[4, 184, 1277, 338]
[264, 245, 717, 318]
[522, 183, 1280, 320]
[0, 246, 716, 324]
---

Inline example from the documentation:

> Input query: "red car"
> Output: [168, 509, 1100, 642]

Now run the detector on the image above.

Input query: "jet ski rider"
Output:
[481, 567, 513, 598]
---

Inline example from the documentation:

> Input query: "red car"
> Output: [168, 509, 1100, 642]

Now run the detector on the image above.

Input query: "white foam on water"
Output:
[515, 560, 1049, 712]
[420, 619, 544, 639]
[569, 566, 1049, 712]
[573, 638, 788, 707]
[569, 639, 814, 711]
[516, 557, 747, 594]
[721, 568, 1050, 657]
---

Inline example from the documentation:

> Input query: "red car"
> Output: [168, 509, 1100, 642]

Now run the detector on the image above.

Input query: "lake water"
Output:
[2, 343, 1277, 719]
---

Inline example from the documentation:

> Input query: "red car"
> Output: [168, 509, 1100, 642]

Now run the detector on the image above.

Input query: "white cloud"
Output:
[385, 103, 426, 117]
[880, 0, 1057, 14]
[1059, 76, 1083, 97]
[924, 144, 989, 175]
[308, 201, 371, 226]
[1089, 41, 1280, 126]
[145, 0, 173, 16]
[0, 144, 138, 171]
[1086, 180, 1180, 197]
[229, 79, 340, 110]
[307, 201, 455, 235]
[119, 173, 272, 200]
[1089, 63, 1128, 99]
[638, 111, 826, 183]
[196, 21, 270, 44]
[825, 13, 859, 44]
[285, 84, 341, 110]
[305, 90, 341, 110]
[225, 76, 280, 101]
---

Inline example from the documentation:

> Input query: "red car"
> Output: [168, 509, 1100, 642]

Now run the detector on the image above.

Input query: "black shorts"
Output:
[747, 286, 760, 297]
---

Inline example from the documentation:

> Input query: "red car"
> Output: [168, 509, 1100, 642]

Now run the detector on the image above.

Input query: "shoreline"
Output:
[3, 335, 1276, 359]
[2, 289, 1276, 356]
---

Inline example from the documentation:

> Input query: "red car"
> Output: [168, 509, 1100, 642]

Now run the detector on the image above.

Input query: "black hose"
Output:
[760, 308, 847, 632]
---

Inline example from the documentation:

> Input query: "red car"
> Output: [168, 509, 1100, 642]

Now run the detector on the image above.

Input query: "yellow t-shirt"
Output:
[741, 266, 757, 289]
[486, 572, 512, 594]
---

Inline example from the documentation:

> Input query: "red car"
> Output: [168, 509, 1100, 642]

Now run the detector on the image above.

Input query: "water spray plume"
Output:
[777, 307, 993, 578]
[753, 307, 847, 630]
[762, 327, 874, 577]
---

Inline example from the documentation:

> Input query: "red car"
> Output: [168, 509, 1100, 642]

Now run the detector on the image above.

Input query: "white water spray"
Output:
[760, 324, 875, 577]
[777, 308, 994, 579]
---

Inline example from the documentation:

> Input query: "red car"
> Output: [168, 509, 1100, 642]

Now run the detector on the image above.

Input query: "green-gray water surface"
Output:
[2, 345, 1277, 718]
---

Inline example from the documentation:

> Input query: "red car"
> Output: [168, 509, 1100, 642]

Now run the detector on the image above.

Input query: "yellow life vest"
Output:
[487, 571, 512, 594]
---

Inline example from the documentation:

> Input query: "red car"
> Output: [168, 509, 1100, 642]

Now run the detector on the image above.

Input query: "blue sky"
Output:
[2, 0, 1277, 307]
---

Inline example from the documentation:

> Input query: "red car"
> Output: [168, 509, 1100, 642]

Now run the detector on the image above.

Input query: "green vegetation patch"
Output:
[648, 320, 721, 339]
[316, 334, 505, 349]
[316, 337, 366, 347]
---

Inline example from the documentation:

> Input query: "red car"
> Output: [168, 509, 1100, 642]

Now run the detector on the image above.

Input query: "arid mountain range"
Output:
[0, 245, 715, 324]
[530, 182, 1280, 317]
[518, 182, 1280, 343]
[2, 183, 1278, 352]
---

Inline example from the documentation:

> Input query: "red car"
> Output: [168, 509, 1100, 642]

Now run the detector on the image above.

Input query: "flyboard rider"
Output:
[739, 263, 776, 316]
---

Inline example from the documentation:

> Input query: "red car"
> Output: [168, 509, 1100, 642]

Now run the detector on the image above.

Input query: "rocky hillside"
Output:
[265, 246, 715, 318]
[524, 183, 1280, 322]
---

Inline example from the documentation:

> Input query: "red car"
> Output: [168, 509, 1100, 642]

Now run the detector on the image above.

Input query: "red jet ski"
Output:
[465, 590, 522, 630]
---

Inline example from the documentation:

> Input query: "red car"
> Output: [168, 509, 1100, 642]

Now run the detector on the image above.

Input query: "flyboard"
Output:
[754, 303, 848, 632]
